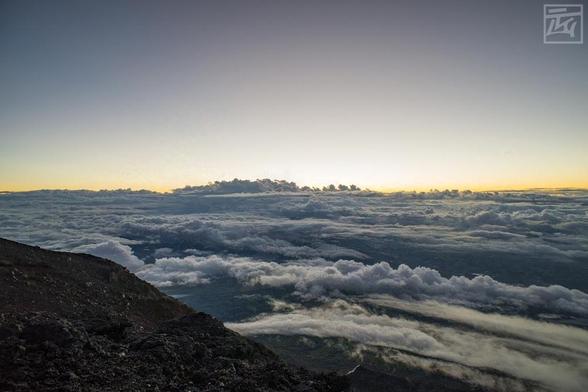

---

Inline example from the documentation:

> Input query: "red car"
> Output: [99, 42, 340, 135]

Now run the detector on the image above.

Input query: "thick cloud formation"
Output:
[174, 179, 362, 194]
[1, 188, 587, 291]
[1, 188, 588, 310]
[134, 255, 588, 316]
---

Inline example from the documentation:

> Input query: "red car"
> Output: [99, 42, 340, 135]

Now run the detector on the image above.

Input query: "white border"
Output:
[543, 4, 584, 44]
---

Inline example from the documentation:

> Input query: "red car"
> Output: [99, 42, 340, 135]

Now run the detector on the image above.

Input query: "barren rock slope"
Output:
[0, 238, 347, 392]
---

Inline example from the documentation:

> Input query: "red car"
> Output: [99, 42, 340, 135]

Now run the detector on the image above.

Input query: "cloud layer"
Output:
[1, 188, 587, 291]
[228, 299, 588, 392]
[133, 255, 588, 317]
[2, 187, 588, 391]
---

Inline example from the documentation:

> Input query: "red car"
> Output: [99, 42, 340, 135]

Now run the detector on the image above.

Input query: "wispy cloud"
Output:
[228, 299, 588, 392]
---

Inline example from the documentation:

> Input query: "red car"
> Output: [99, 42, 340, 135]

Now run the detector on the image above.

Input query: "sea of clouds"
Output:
[1, 185, 587, 391]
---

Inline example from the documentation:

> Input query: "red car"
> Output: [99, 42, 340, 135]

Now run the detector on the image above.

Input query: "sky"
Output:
[1, 0, 587, 192]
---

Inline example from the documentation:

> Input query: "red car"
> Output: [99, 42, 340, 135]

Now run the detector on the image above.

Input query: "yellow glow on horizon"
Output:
[376, 182, 588, 193]
[2, 179, 587, 194]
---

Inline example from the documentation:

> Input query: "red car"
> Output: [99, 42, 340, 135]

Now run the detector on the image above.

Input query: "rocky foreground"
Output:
[0, 238, 348, 391]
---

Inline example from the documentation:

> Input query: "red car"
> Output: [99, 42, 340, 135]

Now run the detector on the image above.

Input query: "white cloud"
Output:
[227, 299, 588, 392]
[134, 254, 588, 316]
[229, 300, 443, 351]
[72, 240, 145, 272]
[363, 296, 588, 356]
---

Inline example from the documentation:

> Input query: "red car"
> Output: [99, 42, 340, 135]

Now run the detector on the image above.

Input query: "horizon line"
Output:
[2, 181, 588, 195]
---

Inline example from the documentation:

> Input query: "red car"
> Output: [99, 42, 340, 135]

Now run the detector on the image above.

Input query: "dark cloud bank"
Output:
[1, 182, 587, 391]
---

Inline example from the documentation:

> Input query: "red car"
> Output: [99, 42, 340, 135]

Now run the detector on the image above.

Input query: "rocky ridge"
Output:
[0, 238, 347, 391]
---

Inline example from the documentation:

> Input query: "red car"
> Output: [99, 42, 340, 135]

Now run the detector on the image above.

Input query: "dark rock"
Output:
[21, 315, 87, 348]
[83, 317, 131, 341]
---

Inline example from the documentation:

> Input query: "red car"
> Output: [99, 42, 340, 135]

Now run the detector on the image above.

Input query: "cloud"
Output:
[118, 215, 368, 260]
[2, 188, 587, 273]
[227, 299, 588, 392]
[173, 179, 363, 195]
[229, 300, 443, 351]
[275, 196, 355, 219]
[133, 254, 588, 317]
[1, 192, 588, 294]
[364, 296, 588, 356]
[72, 240, 145, 272]
[153, 247, 174, 258]
[1, 188, 588, 306]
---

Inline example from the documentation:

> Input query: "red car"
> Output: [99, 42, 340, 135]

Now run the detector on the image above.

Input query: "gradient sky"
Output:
[1, 0, 587, 191]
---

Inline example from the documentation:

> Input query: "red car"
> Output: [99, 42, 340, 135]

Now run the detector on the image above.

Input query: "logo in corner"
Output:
[544, 4, 583, 44]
